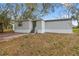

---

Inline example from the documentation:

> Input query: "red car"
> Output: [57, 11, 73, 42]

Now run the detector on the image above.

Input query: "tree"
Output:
[2, 3, 79, 23]
[0, 9, 11, 32]
[62, 3, 79, 19]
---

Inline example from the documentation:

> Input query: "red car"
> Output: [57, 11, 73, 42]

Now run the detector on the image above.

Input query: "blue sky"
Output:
[42, 6, 68, 20]
[0, 3, 79, 20]
[42, 6, 65, 20]
[0, 3, 79, 26]
[42, 4, 79, 20]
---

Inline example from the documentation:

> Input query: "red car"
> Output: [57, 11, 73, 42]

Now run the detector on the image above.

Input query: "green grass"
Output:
[73, 27, 79, 33]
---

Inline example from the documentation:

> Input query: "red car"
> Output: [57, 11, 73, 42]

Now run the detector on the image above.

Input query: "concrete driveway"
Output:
[0, 32, 26, 42]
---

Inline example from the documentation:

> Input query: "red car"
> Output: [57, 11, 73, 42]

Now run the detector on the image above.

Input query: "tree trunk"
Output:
[0, 23, 3, 33]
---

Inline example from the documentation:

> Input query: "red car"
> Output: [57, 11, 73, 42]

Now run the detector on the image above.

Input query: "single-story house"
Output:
[13, 18, 73, 33]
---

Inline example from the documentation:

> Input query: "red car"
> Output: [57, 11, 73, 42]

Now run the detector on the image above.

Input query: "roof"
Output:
[11, 18, 72, 22]
[44, 18, 72, 22]
[11, 18, 43, 22]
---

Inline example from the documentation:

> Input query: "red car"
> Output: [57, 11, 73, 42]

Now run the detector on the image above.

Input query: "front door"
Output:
[0, 23, 3, 33]
[31, 21, 36, 33]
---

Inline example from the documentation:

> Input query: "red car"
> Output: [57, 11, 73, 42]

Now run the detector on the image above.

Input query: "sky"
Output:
[41, 3, 79, 20]
[41, 3, 79, 26]
[0, 3, 79, 20]
[0, 3, 79, 26]
[42, 6, 66, 20]
[41, 6, 69, 20]
[0, 3, 71, 19]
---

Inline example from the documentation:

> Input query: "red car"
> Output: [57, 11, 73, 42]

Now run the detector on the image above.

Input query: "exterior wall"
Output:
[14, 21, 32, 33]
[14, 19, 73, 33]
[14, 20, 45, 33]
[36, 21, 45, 33]
[45, 20, 73, 33]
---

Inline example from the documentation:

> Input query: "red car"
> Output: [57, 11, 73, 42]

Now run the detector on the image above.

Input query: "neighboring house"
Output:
[13, 18, 73, 33]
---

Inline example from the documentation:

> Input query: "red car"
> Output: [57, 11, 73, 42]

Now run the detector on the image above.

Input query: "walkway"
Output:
[0, 32, 26, 42]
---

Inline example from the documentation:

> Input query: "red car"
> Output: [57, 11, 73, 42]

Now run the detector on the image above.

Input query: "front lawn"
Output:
[0, 33, 79, 56]
[73, 27, 79, 33]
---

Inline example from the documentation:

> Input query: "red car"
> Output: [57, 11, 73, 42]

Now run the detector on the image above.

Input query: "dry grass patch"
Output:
[0, 33, 79, 55]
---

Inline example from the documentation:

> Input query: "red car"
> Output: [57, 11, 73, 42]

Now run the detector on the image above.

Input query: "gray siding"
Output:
[14, 20, 44, 33]
[36, 21, 45, 33]
[14, 21, 32, 33]
[14, 19, 73, 33]
[45, 20, 73, 33]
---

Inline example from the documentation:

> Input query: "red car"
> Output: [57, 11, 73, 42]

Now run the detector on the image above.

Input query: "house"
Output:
[13, 18, 73, 33]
